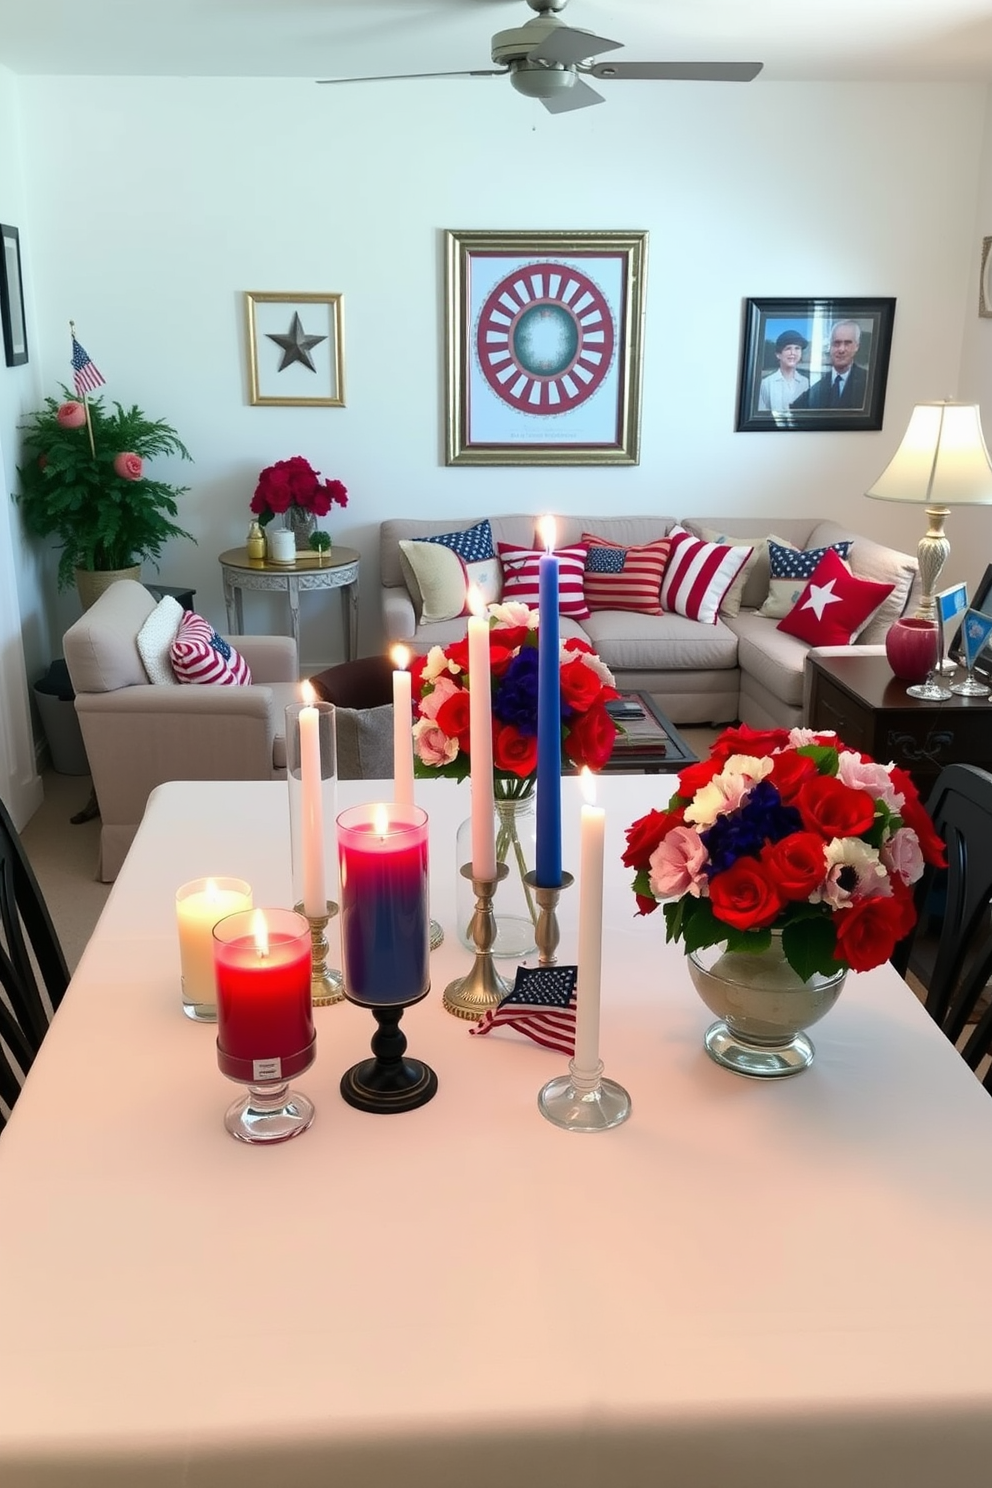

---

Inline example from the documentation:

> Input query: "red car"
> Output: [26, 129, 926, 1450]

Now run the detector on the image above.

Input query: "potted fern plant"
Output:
[16, 390, 194, 603]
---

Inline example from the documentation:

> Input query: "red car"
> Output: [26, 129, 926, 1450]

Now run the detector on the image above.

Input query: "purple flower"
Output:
[493, 648, 540, 735]
[701, 780, 802, 877]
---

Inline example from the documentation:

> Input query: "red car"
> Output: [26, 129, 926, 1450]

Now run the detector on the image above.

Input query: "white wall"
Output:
[7, 74, 989, 680]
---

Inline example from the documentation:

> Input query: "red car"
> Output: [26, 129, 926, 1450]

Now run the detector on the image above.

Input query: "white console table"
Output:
[219, 544, 359, 663]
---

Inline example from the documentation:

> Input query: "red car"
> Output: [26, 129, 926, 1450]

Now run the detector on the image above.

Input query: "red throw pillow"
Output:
[497, 542, 590, 619]
[777, 548, 894, 647]
[660, 528, 753, 625]
[170, 612, 252, 685]
[581, 533, 672, 615]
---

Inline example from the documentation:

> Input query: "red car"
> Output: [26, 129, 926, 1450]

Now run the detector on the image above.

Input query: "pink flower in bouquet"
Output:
[113, 451, 143, 481]
[56, 401, 87, 429]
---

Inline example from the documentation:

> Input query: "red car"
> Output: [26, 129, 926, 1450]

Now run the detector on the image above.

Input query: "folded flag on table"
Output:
[469, 965, 577, 1056]
[71, 335, 105, 396]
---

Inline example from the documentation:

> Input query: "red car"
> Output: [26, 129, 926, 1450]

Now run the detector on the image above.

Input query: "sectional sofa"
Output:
[379, 514, 920, 730]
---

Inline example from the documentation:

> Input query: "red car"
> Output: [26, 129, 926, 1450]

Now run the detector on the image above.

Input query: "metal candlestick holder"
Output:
[523, 869, 574, 965]
[295, 899, 344, 1006]
[443, 863, 513, 1019]
[538, 1057, 632, 1133]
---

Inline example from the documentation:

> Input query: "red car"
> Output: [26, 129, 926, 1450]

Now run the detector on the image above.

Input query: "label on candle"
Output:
[253, 1057, 282, 1081]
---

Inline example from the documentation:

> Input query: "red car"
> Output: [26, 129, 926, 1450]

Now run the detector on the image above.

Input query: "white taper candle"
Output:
[575, 769, 605, 1073]
[391, 645, 414, 809]
[467, 591, 496, 881]
[299, 681, 326, 918]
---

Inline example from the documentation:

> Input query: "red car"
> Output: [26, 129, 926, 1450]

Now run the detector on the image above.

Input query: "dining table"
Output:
[2, 773, 992, 1487]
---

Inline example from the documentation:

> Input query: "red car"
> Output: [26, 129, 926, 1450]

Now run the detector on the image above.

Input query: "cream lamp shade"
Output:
[865, 401, 992, 620]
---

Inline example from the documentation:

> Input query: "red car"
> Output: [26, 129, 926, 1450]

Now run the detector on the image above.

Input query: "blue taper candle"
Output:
[536, 528, 562, 887]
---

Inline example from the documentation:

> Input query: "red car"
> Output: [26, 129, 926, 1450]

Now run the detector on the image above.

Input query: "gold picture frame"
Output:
[444, 228, 647, 466]
[981, 237, 992, 318]
[245, 291, 345, 407]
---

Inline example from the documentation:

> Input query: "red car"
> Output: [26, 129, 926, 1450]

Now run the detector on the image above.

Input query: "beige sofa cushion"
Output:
[581, 610, 739, 672]
[724, 610, 810, 710]
[64, 579, 157, 694]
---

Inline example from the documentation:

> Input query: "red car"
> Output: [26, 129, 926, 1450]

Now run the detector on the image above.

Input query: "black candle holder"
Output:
[340, 989, 438, 1114]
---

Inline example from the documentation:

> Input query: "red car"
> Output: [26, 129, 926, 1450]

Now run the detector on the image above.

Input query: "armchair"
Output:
[63, 580, 299, 880]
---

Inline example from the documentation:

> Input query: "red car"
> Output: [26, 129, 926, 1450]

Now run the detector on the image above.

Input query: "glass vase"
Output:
[287, 506, 317, 551]
[456, 789, 537, 959]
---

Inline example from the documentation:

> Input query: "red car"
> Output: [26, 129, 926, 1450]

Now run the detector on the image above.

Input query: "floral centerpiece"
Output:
[623, 723, 945, 979]
[250, 456, 347, 548]
[16, 391, 192, 591]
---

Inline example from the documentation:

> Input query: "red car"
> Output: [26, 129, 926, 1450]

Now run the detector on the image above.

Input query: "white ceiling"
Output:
[4, 0, 992, 82]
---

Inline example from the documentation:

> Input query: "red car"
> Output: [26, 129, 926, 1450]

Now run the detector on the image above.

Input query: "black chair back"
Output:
[892, 764, 992, 1089]
[0, 796, 70, 1129]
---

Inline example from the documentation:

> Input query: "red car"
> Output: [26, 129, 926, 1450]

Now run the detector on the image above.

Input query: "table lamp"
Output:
[865, 401, 992, 622]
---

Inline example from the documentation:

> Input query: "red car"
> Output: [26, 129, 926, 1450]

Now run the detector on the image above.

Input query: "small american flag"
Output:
[469, 964, 577, 1056]
[71, 335, 105, 396]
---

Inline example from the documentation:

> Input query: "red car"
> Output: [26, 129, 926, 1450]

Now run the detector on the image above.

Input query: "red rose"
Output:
[444, 636, 470, 675]
[888, 767, 946, 867]
[56, 400, 87, 429]
[560, 655, 605, 712]
[709, 858, 784, 931]
[767, 750, 818, 802]
[833, 894, 910, 972]
[712, 724, 791, 760]
[493, 724, 538, 777]
[309, 487, 332, 517]
[622, 806, 685, 870]
[797, 775, 877, 839]
[491, 624, 530, 653]
[324, 478, 348, 508]
[490, 631, 529, 677]
[435, 691, 471, 748]
[635, 891, 661, 916]
[674, 755, 724, 800]
[113, 451, 143, 481]
[563, 703, 617, 772]
[760, 832, 827, 900]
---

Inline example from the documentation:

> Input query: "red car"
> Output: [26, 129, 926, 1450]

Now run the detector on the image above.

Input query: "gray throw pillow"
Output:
[335, 704, 394, 780]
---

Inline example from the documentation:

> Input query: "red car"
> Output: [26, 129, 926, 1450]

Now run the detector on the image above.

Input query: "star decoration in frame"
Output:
[245, 291, 345, 407]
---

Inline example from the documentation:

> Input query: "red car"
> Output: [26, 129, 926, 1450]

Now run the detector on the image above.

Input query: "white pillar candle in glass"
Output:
[391, 644, 414, 809]
[575, 769, 605, 1073]
[298, 681, 326, 918]
[176, 876, 253, 1022]
[466, 587, 496, 881]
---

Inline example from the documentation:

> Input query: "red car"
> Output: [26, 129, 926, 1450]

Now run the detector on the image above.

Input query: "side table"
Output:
[219, 545, 359, 665]
[807, 652, 992, 796]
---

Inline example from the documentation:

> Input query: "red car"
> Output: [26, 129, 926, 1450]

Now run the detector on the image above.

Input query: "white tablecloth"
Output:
[2, 776, 992, 1487]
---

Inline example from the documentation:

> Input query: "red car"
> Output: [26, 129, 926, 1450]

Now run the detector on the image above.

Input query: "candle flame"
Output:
[301, 680, 316, 707]
[537, 514, 556, 554]
[391, 644, 411, 671]
[466, 584, 487, 619]
[373, 804, 390, 837]
[252, 908, 269, 958]
[580, 765, 597, 806]
[205, 877, 218, 900]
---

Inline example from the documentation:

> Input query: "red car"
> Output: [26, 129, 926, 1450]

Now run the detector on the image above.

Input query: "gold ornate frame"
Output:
[245, 291, 345, 407]
[980, 237, 992, 318]
[444, 229, 647, 466]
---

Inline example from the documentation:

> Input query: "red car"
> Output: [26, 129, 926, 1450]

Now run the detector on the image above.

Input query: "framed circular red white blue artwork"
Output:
[445, 230, 647, 466]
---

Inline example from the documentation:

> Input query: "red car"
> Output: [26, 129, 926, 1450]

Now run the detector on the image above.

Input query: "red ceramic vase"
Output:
[885, 618, 939, 683]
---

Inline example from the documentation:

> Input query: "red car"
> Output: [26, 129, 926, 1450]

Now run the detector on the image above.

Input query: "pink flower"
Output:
[648, 825, 708, 899]
[412, 720, 459, 768]
[113, 451, 143, 481]
[836, 752, 901, 810]
[56, 401, 86, 429]
[881, 827, 925, 886]
[418, 674, 460, 721]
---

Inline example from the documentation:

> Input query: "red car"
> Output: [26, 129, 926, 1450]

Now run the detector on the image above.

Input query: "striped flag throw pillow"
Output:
[497, 542, 590, 619]
[581, 533, 671, 614]
[170, 612, 252, 685]
[660, 528, 753, 626]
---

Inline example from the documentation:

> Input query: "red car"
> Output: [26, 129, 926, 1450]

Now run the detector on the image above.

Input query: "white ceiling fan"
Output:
[316, 0, 763, 115]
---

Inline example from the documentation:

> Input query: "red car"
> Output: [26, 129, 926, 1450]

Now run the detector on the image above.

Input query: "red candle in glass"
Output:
[337, 803, 430, 1006]
[213, 908, 314, 1083]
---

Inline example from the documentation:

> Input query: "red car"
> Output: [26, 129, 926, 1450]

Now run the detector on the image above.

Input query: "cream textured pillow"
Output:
[136, 595, 183, 685]
[758, 540, 853, 620]
[399, 528, 502, 624]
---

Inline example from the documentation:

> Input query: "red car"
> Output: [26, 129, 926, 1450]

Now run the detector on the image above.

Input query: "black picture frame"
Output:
[736, 297, 894, 432]
[948, 564, 992, 679]
[0, 224, 27, 367]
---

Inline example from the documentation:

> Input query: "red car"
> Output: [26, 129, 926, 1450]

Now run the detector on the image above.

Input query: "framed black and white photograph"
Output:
[444, 228, 647, 466]
[736, 296, 895, 433]
[244, 291, 345, 407]
[0, 224, 28, 367]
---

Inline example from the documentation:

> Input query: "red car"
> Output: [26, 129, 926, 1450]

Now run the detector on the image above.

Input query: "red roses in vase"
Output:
[250, 456, 348, 528]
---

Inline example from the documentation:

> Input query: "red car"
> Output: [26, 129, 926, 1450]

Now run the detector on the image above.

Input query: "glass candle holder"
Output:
[336, 802, 437, 1112]
[175, 877, 252, 1022]
[212, 907, 316, 1143]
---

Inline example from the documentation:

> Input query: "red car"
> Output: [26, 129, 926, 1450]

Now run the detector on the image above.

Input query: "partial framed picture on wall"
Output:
[736, 296, 895, 432]
[444, 228, 647, 466]
[0, 224, 28, 367]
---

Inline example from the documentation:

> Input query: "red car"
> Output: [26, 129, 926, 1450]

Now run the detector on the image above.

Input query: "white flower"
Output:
[818, 836, 888, 908]
[788, 727, 835, 746]
[684, 754, 774, 827]
[422, 644, 461, 683]
[488, 601, 538, 629]
[562, 645, 615, 689]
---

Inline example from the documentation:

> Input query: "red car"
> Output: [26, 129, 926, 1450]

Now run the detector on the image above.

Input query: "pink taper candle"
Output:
[467, 587, 496, 881]
[391, 645, 414, 809]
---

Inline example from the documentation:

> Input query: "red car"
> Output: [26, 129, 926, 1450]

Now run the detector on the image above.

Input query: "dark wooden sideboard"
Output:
[807, 652, 992, 795]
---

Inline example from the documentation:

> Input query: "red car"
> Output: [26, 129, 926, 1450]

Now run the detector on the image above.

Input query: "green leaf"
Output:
[781, 916, 839, 980]
[797, 744, 839, 775]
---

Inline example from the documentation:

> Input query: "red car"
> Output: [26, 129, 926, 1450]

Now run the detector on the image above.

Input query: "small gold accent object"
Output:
[246, 521, 266, 561]
[443, 864, 512, 1020]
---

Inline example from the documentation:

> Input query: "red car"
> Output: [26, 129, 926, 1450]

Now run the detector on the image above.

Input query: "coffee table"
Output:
[807, 651, 992, 795]
[600, 690, 697, 774]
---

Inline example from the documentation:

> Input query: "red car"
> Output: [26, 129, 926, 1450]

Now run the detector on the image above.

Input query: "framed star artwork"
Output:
[444, 229, 647, 466]
[244, 291, 345, 407]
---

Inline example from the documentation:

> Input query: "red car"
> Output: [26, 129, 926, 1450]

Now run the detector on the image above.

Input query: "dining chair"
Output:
[891, 763, 992, 1090]
[0, 796, 70, 1130]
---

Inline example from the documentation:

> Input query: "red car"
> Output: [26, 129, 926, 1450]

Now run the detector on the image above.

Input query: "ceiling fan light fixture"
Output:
[509, 61, 577, 100]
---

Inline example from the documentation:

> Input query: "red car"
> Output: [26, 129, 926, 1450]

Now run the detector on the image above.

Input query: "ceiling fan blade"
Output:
[540, 76, 605, 113]
[316, 69, 507, 85]
[589, 61, 763, 82]
[530, 28, 622, 67]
